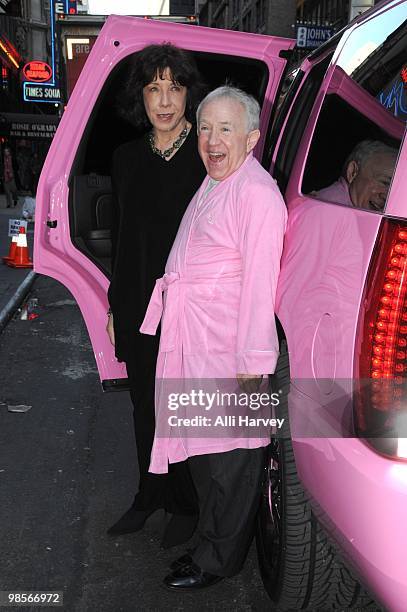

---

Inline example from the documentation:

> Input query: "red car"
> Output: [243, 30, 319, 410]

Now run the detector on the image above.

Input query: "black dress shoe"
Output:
[169, 553, 193, 571]
[161, 513, 198, 549]
[164, 562, 223, 590]
[107, 506, 155, 535]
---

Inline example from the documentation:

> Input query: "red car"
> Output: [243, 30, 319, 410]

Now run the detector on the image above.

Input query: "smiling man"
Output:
[314, 140, 398, 211]
[140, 85, 287, 590]
[197, 92, 258, 181]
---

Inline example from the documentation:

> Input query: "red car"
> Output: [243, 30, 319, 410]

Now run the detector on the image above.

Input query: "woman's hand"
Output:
[237, 373, 263, 393]
[106, 312, 115, 346]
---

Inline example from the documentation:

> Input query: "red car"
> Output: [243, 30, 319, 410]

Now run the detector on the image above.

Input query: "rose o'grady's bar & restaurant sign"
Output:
[0, 113, 59, 140]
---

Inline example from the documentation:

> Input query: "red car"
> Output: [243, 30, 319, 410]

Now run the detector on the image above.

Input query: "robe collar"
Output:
[194, 152, 255, 223]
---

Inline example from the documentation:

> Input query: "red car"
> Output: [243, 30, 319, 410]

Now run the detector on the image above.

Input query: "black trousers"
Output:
[189, 446, 266, 577]
[125, 357, 198, 515]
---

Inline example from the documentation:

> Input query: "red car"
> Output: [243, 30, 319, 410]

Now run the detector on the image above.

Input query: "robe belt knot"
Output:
[139, 272, 181, 351]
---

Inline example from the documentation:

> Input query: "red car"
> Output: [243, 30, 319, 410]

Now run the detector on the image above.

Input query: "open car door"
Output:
[34, 15, 295, 388]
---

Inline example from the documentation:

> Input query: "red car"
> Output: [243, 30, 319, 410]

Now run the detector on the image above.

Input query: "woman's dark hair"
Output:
[117, 43, 205, 131]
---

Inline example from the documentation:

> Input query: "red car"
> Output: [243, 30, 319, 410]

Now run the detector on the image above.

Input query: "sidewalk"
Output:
[0, 193, 35, 315]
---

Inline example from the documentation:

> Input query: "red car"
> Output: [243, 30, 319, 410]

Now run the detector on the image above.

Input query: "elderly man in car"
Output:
[314, 139, 398, 211]
[140, 85, 287, 589]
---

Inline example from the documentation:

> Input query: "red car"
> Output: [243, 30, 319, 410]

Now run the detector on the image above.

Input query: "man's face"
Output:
[197, 97, 260, 181]
[348, 152, 396, 211]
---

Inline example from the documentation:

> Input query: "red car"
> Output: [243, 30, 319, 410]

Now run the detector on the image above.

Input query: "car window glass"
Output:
[303, 1, 406, 213]
[272, 53, 332, 194]
[261, 66, 304, 171]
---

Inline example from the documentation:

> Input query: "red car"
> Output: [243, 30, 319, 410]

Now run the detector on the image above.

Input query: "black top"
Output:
[108, 128, 206, 363]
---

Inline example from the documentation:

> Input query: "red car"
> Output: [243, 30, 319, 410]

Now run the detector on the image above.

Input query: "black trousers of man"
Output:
[125, 357, 198, 516]
[188, 446, 266, 576]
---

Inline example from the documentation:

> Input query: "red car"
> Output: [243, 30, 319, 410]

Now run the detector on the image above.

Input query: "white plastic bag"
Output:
[22, 196, 36, 220]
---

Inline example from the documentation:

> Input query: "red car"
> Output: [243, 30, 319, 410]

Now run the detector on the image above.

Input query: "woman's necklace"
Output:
[149, 124, 189, 159]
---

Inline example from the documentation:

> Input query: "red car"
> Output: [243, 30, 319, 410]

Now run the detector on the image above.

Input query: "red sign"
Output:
[23, 61, 52, 83]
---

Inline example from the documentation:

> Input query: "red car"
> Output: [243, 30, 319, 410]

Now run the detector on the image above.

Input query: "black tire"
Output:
[256, 340, 381, 611]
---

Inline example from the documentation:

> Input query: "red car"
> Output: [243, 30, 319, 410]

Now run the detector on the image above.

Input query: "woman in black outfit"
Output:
[106, 44, 206, 546]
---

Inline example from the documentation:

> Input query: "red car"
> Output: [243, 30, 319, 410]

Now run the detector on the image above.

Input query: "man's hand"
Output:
[237, 373, 263, 393]
[106, 312, 115, 346]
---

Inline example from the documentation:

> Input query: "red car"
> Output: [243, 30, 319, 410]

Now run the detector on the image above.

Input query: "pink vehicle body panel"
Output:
[275, 2, 407, 609]
[34, 3, 407, 609]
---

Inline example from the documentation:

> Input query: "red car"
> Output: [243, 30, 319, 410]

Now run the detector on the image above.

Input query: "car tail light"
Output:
[354, 220, 407, 459]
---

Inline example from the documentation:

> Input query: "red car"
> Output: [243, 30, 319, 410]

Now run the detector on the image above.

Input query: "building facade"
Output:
[199, 0, 380, 42]
[296, 0, 377, 32]
[199, 0, 297, 38]
[0, 1, 69, 197]
[0, 0, 53, 113]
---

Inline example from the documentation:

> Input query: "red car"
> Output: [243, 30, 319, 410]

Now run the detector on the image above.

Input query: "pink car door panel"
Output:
[34, 16, 294, 386]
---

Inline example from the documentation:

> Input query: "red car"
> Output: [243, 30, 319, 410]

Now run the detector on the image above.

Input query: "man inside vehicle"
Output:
[314, 139, 398, 211]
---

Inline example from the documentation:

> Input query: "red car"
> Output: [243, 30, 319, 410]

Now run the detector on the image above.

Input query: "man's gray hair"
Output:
[342, 139, 398, 176]
[196, 85, 260, 131]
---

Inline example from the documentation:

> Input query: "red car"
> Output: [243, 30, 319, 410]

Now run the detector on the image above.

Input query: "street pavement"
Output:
[0, 207, 272, 610]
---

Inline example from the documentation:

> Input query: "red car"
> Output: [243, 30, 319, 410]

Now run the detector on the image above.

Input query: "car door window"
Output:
[271, 53, 333, 194]
[302, 0, 406, 212]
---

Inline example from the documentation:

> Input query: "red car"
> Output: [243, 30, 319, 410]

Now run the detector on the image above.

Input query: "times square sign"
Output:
[23, 1, 77, 103]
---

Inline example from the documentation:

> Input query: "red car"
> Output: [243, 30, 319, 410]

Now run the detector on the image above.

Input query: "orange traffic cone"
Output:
[2, 234, 18, 264]
[7, 227, 33, 269]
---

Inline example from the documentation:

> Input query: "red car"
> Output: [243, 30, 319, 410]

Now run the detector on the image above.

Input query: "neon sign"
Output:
[379, 81, 407, 119]
[23, 61, 52, 82]
[0, 38, 19, 69]
[23, 1, 58, 103]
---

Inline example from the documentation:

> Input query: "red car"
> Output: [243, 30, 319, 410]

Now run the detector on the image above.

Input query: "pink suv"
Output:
[35, 1, 407, 609]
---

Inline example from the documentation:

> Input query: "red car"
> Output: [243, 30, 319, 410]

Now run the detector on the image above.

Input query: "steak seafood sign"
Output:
[22, 61, 53, 82]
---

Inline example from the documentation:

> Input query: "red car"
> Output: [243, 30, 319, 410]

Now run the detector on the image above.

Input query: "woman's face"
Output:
[143, 68, 187, 135]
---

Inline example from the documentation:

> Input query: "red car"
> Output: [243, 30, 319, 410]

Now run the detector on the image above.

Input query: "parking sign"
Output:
[8, 219, 28, 237]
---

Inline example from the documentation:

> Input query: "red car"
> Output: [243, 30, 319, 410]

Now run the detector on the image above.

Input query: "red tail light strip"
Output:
[355, 221, 407, 459]
[370, 228, 407, 385]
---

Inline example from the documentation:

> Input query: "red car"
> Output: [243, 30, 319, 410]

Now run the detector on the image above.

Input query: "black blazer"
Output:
[108, 128, 206, 363]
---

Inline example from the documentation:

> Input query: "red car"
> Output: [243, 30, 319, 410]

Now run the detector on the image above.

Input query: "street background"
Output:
[0, 197, 33, 313]
[0, 1, 379, 609]
[0, 194, 271, 611]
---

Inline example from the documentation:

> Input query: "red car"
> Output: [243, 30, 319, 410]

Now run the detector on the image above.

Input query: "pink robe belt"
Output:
[140, 271, 241, 352]
[139, 272, 181, 352]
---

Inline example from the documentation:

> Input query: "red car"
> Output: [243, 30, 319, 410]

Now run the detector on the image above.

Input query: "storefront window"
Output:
[31, 29, 46, 61]
[30, 0, 43, 22]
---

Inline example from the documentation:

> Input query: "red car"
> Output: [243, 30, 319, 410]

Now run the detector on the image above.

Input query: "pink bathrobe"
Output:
[314, 177, 353, 207]
[140, 153, 287, 473]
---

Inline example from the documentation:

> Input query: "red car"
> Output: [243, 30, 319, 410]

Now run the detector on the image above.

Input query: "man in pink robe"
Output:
[141, 86, 287, 589]
[313, 140, 397, 211]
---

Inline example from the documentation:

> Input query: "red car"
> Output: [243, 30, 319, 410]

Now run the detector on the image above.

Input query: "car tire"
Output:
[256, 340, 381, 611]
